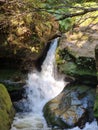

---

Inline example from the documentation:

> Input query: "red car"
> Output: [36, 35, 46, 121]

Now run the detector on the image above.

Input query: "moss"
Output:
[59, 61, 96, 77]
[57, 48, 97, 84]
[0, 84, 15, 130]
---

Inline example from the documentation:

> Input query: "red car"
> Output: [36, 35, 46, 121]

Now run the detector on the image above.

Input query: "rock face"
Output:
[56, 48, 97, 85]
[0, 0, 59, 71]
[94, 45, 98, 119]
[0, 84, 15, 130]
[56, 24, 98, 85]
[43, 83, 95, 129]
[59, 25, 98, 58]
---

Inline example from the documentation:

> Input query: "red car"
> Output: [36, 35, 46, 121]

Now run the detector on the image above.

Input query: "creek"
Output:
[10, 38, 98, 130]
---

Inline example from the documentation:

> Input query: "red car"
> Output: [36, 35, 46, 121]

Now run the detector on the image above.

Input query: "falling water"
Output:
[11, 38, 98, 130]
[11, 38, 65, 130]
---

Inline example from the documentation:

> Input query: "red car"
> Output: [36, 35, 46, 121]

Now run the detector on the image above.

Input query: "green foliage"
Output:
[43, 0, 98, 32]
[76, 57, 96, 70]
[59, 18, 72, 32]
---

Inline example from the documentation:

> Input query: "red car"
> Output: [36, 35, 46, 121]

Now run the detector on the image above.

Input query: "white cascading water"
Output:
[11, 38, 98, 130]
[10, 38, 65, 130]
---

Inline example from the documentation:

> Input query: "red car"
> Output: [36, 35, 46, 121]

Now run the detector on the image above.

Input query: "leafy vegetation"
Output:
[40, 0, 98, 32]
[0, 0, 59, 71]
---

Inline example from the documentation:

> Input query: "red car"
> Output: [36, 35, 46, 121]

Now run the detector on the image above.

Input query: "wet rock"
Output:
[0, 80, 25, 101]
[94, 45, 98, 120]
[43, 82, 96, 129]
[0, 68, 26, 101]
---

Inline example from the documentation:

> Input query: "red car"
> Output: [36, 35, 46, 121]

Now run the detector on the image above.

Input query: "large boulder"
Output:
[0, 84, 15, 130]
[56, 25, 98, 85]
[43, 82, 95, 129]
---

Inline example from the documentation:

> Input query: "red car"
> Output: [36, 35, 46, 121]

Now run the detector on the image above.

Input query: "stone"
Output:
[43, 82, 95, 129]
[94, 45, 98, 119]
[95, 45, 98, 73]
[57, 48, 97, 85]
[57, 25, 98, 85]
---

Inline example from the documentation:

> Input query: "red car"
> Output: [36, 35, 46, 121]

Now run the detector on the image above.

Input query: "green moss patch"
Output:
[0, 84, 15, 130]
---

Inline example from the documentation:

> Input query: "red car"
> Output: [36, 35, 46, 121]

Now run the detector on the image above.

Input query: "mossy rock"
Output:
[56, 48, 97, 85]
[0, 84, 15, 130]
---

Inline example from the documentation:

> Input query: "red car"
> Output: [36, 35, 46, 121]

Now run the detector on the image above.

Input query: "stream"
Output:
[10, 38, 98, 130]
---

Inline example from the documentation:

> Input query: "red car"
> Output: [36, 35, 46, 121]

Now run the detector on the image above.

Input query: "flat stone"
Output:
[59, 24, 98, 58]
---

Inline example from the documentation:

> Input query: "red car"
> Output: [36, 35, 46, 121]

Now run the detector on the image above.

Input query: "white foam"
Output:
[69, 120, 98, 130]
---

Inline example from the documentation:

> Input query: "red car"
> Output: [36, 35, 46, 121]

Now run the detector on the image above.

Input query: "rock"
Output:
[57, 25, 98, 85]
[57, 48, 97, 85]
[0, 69, 26, 101]
[95, 45, 98, 73]
[59, 25, 98, 58]
[43, 82, 96, 129]
[0, 84, 15, 130]
[94, 45, 98, 120]
[0, 80, 25, 101]
[94, 85, 98, 120]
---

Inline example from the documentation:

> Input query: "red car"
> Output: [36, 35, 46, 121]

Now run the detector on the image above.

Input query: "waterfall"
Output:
[10, 38, 98, 130]
[11, 38, 65, 130]
[41, 38, 58, 78]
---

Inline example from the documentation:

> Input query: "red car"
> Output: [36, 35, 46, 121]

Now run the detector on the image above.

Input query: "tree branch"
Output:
[56, 7, 98, 21]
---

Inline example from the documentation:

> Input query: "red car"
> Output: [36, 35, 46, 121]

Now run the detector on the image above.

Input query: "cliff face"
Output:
[0, 0, 59, 71]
